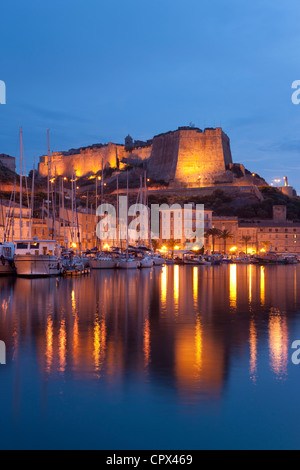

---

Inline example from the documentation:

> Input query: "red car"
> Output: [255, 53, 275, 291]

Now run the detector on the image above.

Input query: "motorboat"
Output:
[119, 257, 140, 269]
[14, 239, 61, 277]
[139, 256, 154, 268]
[152, 256, 165, 266]
[0, 242, 16, 275]
[89, 255, 118, 269]
[254, 252, 286, 265]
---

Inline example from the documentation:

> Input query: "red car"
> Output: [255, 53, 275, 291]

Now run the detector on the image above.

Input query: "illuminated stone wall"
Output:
[38, 142, 153, 178]
[147, 127, 233, 186]
[38, 127, 233, 186]
[38, 143, 126, 178]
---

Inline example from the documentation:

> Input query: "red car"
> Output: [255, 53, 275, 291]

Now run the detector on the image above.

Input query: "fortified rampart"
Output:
[37, 126, 240, 187]
[147, 127, 233, 186]
[39, 143, 123, 178]
[0, 154, 16, 173]
[38, 140, 152, 178]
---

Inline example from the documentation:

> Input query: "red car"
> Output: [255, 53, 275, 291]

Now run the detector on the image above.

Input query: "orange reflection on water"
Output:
[45, 315, 53, 373]
[71, 289, 76, 311]
[249, 319, 257, 382]
[248, 265, 252, 303]
[174, 265, 179, 307]
[260, 266, 265, 305]
[175, 325, 224, 399]
[93, 317, 106, 373]
[59, 319, 67, 373]
[193, 267, 198, 304]
[94, 317, 101, 371]
[229, 264, 237, 307]
[161, 266, 167, 306]
[269, 309, 288, 377]
[195, 318, 202, 375]
[143, 318, 151, 369]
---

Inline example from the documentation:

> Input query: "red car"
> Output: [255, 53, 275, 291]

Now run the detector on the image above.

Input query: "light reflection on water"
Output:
[1, 265, 300, 449]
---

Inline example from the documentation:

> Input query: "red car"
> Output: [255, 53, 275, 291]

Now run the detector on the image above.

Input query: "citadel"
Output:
[0, 125, 299, 255]
[37, 126, 268, 190]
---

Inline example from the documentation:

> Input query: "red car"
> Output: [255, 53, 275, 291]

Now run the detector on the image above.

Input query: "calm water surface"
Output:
[1, 264, 300, 449]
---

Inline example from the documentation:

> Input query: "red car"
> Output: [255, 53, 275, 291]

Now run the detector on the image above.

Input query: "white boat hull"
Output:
[119, 260, 139, 269]
[0, 261, 15, 275]
[152, 258, 165, 266]
[139, 258, 153, 268]
[14, 255, 61, 277]
[89, 258, 117, 269]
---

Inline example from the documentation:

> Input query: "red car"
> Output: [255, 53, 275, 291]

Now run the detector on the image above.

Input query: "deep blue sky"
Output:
[1, 0, 300, 190]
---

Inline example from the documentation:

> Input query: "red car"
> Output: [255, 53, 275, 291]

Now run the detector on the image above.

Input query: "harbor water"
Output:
[0, 264, 300, 449]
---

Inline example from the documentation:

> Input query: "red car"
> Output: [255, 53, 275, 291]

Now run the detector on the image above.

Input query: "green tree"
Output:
[205, 228, 222, 253]
[218, 229, 233, 254]
[242, 235, 252, 254]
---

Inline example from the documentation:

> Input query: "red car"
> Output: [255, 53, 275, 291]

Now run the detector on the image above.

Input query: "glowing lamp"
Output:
[103, 244, 110, 250]
[230, 247, 237, 252]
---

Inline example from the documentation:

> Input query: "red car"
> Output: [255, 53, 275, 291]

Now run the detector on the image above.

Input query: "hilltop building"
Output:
[38, 126, 267, 189]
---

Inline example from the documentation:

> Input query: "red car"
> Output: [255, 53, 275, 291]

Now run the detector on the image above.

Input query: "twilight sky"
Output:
[1, 0, 300, 190]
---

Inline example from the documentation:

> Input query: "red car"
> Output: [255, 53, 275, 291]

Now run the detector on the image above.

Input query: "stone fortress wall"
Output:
[37, 126, 264, 188]
[38, 140, 152, 178]
[147, 127, 233, 186]
[0, 154, 16, 173]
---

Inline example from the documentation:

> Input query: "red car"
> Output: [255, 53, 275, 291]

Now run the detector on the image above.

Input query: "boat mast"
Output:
[62, 177, 66, 246]
[139, 175, 143, 246]
[47, 129, 50, 240]
[95, 174, 98, 250]
[31, 158, 35, 239]
[126, 171, 129, 259]
[19, 127, 23, 240]
[144, 171, 151, 249]
[117, 175, 119, 248]
[71, 166, 74, 246]
[86, 191, 89, 251]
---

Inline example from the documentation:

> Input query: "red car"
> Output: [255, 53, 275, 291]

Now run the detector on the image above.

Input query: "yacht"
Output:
[14, 239, 61, 277]
[89, 254, 119, 269]
[0, 242, 16, 275]
[139, 256, 154, 268]
[119, 257, 140, 269]
[152, 255, 165, 266]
